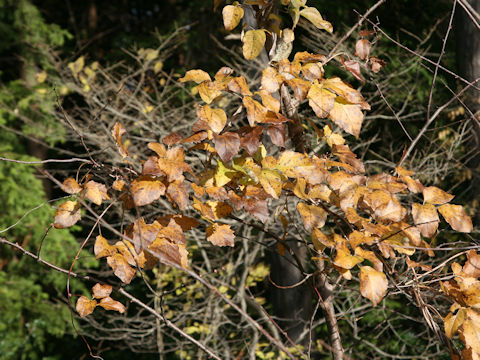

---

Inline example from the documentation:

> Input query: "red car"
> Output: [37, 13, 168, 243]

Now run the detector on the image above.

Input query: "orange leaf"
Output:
[328, 98, 364, 138]
[92, 283, 113, 299]
[228, 76, 252, 96]
[307, 83, 335, 118]
[131, 176, 166, 207]
[84, 180, 110, 205]
[157, 214, 200, 232]
[167, 180, 189, 210]
[412, 203, 439, 238]
[98, 297, 126, 314]
[53, 201, 81, 229]
[359, 266, 387, 306]
[423, 186, 454, 205]
[94, 235, 116, 259]
[333, 246, 363, 270]
[438, 204, 473, 233]
[107, 253, 136, 284]
[198, 81, 222, 104]
[76, 296, 96, 317]
[243, 96, 267, 126]
[111, 122, 129, 158]
[297, 203, 327, 232]
[197, 104, 227, 134]
[206, 223, 235, 247]
[61, 178, 82, 194]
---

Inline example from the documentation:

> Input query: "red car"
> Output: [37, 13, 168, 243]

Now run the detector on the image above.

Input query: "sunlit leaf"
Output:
[222, 4, 244, 31]
[98, 297, 126, 314]
[92, 283, 113, 299]
[111, 122, 129, 158]
[213, 132, 240, 163]
[179, 69, 211, 83]
[423, 186, 454, 205]
[297, 202, 327, 232]
[359, 266, 387, 306]
[76, 296, 96, 317]
[444, 307, 466, 338]
[131, 176, 166, 207]
[61, 178, 82, 194]
[412, 203, 439, 238]
[107, 253, 136, 284]
[328, 98, 364, 138]
[438, 204, 473, 233]
[84, 180, 110, 205]
[53, 201, 81, 229]
[206, 223, 235, 247]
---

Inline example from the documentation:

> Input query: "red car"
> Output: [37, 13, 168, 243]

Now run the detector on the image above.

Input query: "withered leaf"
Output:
[53, 201, 81, 229]
[84, 181, 110, 205]
[258, 169, 282, 199]
[61, 178, 82, 194]
[167, 180, 189, 210]
[228, 76, 252, 96]
[92, 283, 113, 299]
[94, 235, 117, 259]
[242, 29, 266, 60]
[98, 297, 126, 314]
[243, 96, 268, 126]
[412, 203, 439, 238]
[76, 296, 96, 317]
[206, 223, 235, 247]
[359, 266, 387, 306]
[198, 81, 222, 104]
[267, 123, 286, 147]
[239, 126, 263, 156]
[149, 237, 188, 268]
[423, 186, 454, 205]
[222, 4, 244, 31]
[111, 122, 129, 158]
[438, 204, 473, 233]
[297, 202, 327, 232]
[333, 248, 363, 270]
[157, 214, 200, 232]
[107, 253, 136, 284]
[299, 7, 333, 33]
[355, 39, 371, 60]
[131, 176, 166, 207]
[213, 132, 240, 163]
[328, 98, 364, 138]
[179, 69, 211, 83]
[308, 83, 336, 118]
[342, 59, 364, 83]
[162, 132, 182, 146]
[261, 67, 282, 93]
[197, 105, 227, 134]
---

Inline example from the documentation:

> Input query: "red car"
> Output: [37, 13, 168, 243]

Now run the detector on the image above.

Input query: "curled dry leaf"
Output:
[61, 178, 82, 194]
[355, 39, 371, 60]
[412, 203, 439, 238]
[162, 132, 182, 146]
[438, 204, 473, 233]
[206, 223, 235, 247]
[92, 283, 113, 299]
[359, 266, 387, 306]
[299, 7, 333, 33]
[131, 176, 166, 207]
[423, 186, 454, 205]
[83, 180, 110, 205]
[242, 29, 266, 60]
[98, 297, 126, 314]
[107, 253, 136, 284]
[53, 201, 81, 229]
[342, 60, 364, 83]
[369, 57, 386, 73]
[112, 122, 129, 158]
[222, 4, 244, 31]
[76, 296, 97, 317]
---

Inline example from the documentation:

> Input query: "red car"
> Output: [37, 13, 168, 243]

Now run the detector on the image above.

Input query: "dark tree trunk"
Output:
[455, 0, 480, 219]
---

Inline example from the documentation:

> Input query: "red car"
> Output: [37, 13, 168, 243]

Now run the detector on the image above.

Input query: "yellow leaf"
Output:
[98, 297, 126, 313]
[359, 266, 387, 306]
[296, 202, 327, 232]
[68, 56, 84, 77]
[222, 4, 244, 31]
[179, 69, 211, 83]
[323, 125, 345, 148]
[53, 201, 81, 229]
[206, 223, 235, 247]
[299, 7, 333, 33]
[328, 98, 364, 138]
[242, 29, 267, 60]
[258, 169, 282, 199]
[198, 81, 222, 104]
[423, 186, 454, 205]
[412, 203, 439, 238]
[92, 283, 113, 299]
[444, 307, 466, 338]
[438, 204, 473, 233]
[76, 296, 96, 317]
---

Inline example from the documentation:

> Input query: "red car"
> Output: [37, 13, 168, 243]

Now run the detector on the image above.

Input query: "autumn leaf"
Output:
[412, 203, 439, 238]
[94, 235, 117, 259]
[92, 283, 113, 299]
[462, 310, 480, 354]
[149, 237, 188, 268]
[444, 307, 466, 338]
[261, 67, 282, 93]
[242, 29, 266, 60]
[167, 180, 189, 210]
[198, 81, 222, 104]
[53, 201, 81, 229]
[213, 132, 240, 163]
[243, 96, 267, 126]
[98, 297, 126, 314]
[266, 124, 286, 147]
[111, 122, 129, 158]
[307, 82, 335, 118]
[328, 98, 364, 138]
[83, 180, 110, 205]
[299, 7, 333, 33]
[76, 296, 96, 317]
[228, 76, 252, 96]
[258, 90, 280, 112]
[157, 214, 200, 232]
[258, 169, 282, 199]
[206, 223, 235, 247]
[359, 266, 388, 306]
[162, 132, 182, 146]
[197, 104, 227, 133]
[61, 178, 82, 194]
[297, 202, 327, 232]
[239, 126, 263, 156]
[222, 4, 244, 31]
[333, 247, 363, 270]
[179, 69, 211, 83]
[107, 253, 136, 284]
[131, 176, 166, 207]
[438, 204, 473, 233]
[423, 186, 454, 205]
[147, 143, 192, 182]
[355, 39, 371, 60]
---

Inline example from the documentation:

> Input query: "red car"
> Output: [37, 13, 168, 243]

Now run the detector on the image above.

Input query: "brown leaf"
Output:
[297, 203, 327, 232]
[197, 105, 227, 134]
[239, 126, 263, 156]
[107, 253, 136, 284]
[157, 218, 187, 245]
[111, 122, 128, 158]
[127, 218, 162, 252]
[243, 198, 269, 223]
[162, 132, 182, 146]
[342, 59, 364, 83]
[267, 124, 286, 147]
[228, 76, 252, 96]
[76, 296, 96, 317]
[198, 81, 222, 104]
[359, 266, 387, 306]
[355, 39, 371, 60]
[179, 131, 208, 144]
[112, 179, 126, 191]
[412, 203, 439, 238]
[53, 201, 81, 229]
[438, 204, 473, 233]
[147, 143, 192, 182]
[61, 178, 82, 194]
[332, 144, 365, 173]
[463, 250, 480, 278]
[213, 132, 240, 163]
[462, 311, 480, 354]
[286, 78, 311, 101]
[157, 214, 200, 232]
[84, 181, 110, 205]
[166, 180, 189, 210]
[355, 247, 383, 272]
[423, 186, 454, 205]
[179, 69, 211, 83]
[131, 176, 166, 207]
[94, 235, 117, 259]
[92, 283, 113, 299]
[369, 57, 386, 73]
[258, 90, 280, 112]
[149, 237, 188, 268]
[214, 67, 233, 81]
[261, 67, 282, 93]
[301, 62, 323, 81]
[243, 96, 267, 126]
[222, 4, 244, 31]
[206, 223, 235, 247]
[97, 296, 126, 314]
[444, 307, 467, 338]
